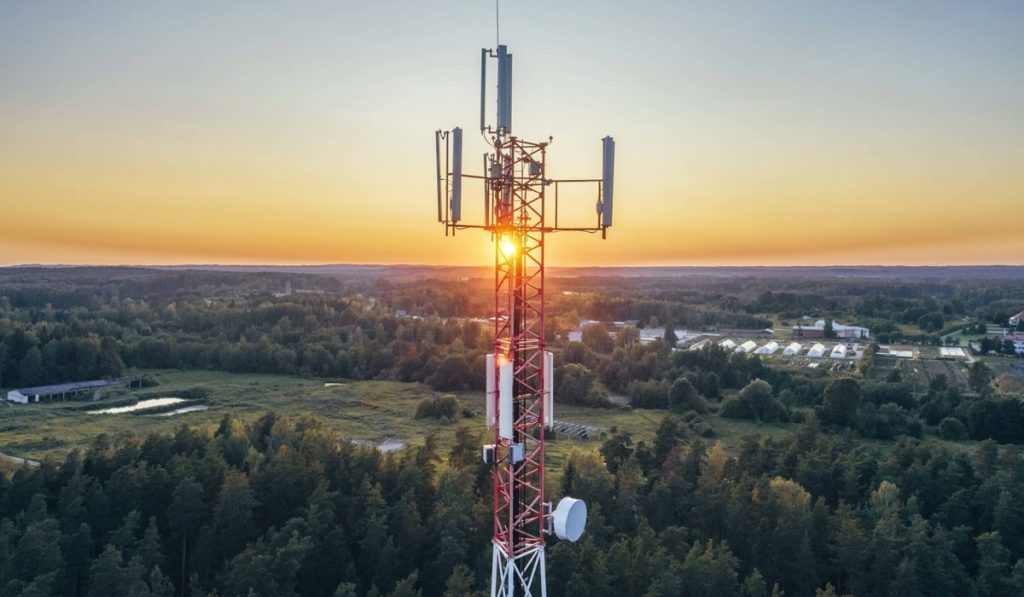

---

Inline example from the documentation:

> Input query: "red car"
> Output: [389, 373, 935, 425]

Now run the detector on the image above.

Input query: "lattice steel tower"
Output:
[435, 38, 615, 597]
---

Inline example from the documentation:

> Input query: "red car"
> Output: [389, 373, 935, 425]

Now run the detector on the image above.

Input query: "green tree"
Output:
[669, 377, 707, 414]
[819, 378, 860, 427]
[969, 361, 992, 392]
[168, 476, 205, 592]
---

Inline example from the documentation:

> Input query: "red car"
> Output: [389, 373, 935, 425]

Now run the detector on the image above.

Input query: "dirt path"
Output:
[0, 452, 40, 467]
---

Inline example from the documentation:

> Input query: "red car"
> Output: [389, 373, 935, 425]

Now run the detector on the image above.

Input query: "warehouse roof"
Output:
[12, 380, 109, 396]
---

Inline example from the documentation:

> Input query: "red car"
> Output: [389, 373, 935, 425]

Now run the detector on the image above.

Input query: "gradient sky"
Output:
[1, 1, 1022, 266]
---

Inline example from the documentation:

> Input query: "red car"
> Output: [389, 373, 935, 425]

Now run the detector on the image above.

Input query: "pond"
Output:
[88, 397, 185, 415]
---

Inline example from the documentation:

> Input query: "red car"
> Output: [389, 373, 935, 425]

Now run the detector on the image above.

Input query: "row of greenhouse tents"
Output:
[716, 339, 850, 359]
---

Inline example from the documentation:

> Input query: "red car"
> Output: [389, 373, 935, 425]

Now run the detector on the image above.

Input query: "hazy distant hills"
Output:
[6, 263, 1024, 280]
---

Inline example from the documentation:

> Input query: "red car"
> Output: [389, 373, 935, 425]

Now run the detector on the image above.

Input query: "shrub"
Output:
[415, 395, 462, 421]
[939, 417, 967, 440]
[628, 379, 671, 409]
[669, 377, 707, 414]
[720, 379, 787, 422]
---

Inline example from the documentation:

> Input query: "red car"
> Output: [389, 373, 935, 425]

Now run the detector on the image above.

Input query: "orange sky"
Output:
[2, 2, 1022, 267]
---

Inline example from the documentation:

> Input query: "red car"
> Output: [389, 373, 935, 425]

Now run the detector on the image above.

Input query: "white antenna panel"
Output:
[543, 351, 554, 428]
[485, 354, 496, 428]
[498, 358, 513, 440]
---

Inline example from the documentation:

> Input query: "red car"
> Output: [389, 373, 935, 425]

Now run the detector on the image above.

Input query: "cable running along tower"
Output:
[434, 31, 616, 597]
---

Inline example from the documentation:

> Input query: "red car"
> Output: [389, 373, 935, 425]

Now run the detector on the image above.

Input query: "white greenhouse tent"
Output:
[736, 340, 758, 354]
[719, 339, 737, 350]
[784, 342, 803, 356]
[830, 345, 847, 359]
[754, 341, 780, 355]
[807, 343, 827, 358]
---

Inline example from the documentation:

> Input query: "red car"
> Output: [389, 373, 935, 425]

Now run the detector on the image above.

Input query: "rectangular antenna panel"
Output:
[451, 127, 463, 222]
[544, 351, 554, 428]
[498, 359, 513, 440]
[434, 131, 443, 222]
[485, 354, 496, 428]
[601, 136, 615, 227]
[497, 45, 512, 133]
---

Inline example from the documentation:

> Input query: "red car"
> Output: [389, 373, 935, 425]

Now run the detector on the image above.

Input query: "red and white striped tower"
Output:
[435, 42, 614, 597]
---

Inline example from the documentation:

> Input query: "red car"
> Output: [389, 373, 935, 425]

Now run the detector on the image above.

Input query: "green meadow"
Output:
[1, 369, 803, 471]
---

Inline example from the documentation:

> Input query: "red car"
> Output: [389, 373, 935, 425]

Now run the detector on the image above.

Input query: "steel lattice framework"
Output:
[435, 41, 613, 597]
[491, 138, 548, 590]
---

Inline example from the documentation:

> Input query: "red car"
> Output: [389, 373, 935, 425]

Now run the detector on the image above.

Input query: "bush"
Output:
[939, 417, 967, 440]
[628, 379, 671, 409]
[415, 395, 462, 421]
[669, 377, 707, 414]
[720, 379, 787, 422]
[556, 363, 611, 407]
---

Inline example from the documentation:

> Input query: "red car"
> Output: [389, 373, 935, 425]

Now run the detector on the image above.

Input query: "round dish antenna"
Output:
[552, 497, 587, 542]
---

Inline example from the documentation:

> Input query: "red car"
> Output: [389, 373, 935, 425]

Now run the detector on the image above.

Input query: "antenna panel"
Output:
[601, 136, 615, 227]
[485, 354, 496, 428]
[543, 351, 554, 428]
[451, 128, 463, 222]
[497, 45, 512, 133]
[498, 359, 513, 440]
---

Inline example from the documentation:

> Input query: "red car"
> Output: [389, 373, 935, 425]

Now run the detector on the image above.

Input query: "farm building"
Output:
[830, 345, 848, 359]
[784, 342, 803, 356]
[7, 380, 110, 404]
[1005, 333, 1024, 355]
[792, 326, 824, 338]
[793, 320, 870, 339]
[719, 339, 737, 350]
[718, 328, 775, 338]
[1010, 311, 1024, 327]
[807, 343, 827, 358]
[755, 341, 780, 355]
[938, 347, 968, 359]
[736, 340, 758, 354]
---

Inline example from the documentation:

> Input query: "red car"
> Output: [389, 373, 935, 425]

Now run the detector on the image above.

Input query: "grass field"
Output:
[0, 369, 805, 472]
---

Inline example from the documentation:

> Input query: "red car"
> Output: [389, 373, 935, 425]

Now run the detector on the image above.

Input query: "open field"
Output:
[0, 369, 802, 470]
[0, 368, 994, 478]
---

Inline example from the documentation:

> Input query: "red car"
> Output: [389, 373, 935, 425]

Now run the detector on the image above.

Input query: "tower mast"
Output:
[435, 35, 615, 597]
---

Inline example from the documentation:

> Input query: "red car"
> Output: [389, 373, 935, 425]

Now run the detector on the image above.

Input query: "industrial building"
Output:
[807, 343, 827, 358]
[736, 340, 758, 354]
[938, 347, 968, 359]
[755, 341, 780, 355]
[7, 380, 111, 404]
[784, 342, 803, 356]
[793, 319, 870, 339]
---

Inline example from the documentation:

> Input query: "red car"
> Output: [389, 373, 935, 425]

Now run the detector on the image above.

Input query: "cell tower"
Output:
[433, 30, 615, 597]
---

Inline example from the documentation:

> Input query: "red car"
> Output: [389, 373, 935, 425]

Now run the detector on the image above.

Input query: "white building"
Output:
[1005, 334, 1024, 355]
[719, 339, 737, 350]
[784, 342, 803, 356]
[755, 341, 780, 355]
[807, 343, 827, 358]
[6, 380, 111, 404]
[1010, 311, 1024, 327]
[736, 340, 758, 354]
[830, 345, 847, 359]
[818, 320, 870, 339]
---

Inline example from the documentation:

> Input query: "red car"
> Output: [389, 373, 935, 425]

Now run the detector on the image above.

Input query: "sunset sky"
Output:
[1, 1, 1022, 267]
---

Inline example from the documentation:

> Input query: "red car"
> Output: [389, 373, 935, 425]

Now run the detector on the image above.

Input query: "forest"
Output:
[3, 412, 1024, 596]
[2, 266, 1024, 596]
